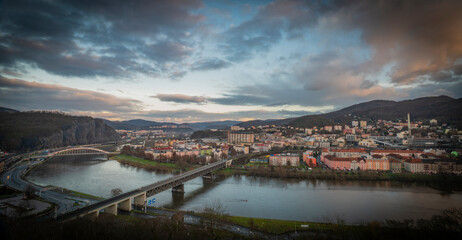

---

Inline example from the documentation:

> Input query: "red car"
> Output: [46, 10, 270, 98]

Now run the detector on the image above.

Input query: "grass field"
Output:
[113, 154, 177, 168]
[225, 215, 336, 234]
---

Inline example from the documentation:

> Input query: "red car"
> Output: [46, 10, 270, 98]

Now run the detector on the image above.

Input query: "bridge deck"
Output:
[57, 159, 230, 221]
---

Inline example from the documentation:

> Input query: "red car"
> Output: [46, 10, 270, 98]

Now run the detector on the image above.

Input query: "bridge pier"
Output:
[172, 184, 184, 193]
[57, 160, 229, 222]
[134, 192, 147, 206]
[202, 172, 215, 180]
[118, 198, 132, 212]
[104, 204, 117, 215]
[85, 210, 99, 219]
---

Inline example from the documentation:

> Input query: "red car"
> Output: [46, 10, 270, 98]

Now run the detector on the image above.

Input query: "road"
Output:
[1, 159, 99, 215]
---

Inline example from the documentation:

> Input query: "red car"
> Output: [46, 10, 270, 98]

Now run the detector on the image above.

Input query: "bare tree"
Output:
[202, 199, 228, 236]
[111, 188, 123, 197]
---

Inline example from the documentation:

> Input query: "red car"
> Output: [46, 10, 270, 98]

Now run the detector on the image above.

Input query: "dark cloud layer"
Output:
[152, 93, 285, 107]
[152, 94, 207, 104]
[0, 76, 140, 112]
[1, 0, 461, 122]
[0, 0, 204, 78]
[222, 0, 462, 88]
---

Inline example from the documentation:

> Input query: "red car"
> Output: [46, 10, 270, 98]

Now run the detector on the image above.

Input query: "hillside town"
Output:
[118, 113, 462, 175]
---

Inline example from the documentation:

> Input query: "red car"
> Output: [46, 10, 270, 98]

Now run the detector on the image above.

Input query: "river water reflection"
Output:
[27, 157, 462, 224]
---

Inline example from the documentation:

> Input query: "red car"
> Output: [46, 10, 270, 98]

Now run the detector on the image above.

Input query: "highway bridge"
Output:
[57, 158, 233, 221]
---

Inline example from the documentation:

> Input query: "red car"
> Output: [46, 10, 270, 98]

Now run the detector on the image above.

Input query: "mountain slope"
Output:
[234, 96, 462, 129]
[322, 95, 462, 126]
[104, 119, 240, 131]
[0, 107, 19, 113]
[0, 111, 120, 152]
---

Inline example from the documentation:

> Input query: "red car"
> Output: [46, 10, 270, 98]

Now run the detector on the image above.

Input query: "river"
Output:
[26, 156, 462, 224]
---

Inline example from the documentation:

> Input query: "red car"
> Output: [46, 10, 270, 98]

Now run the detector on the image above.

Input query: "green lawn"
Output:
[224, 215, 336, 234]
[112, 155, 177, 168]
[245, 162, 268, 167]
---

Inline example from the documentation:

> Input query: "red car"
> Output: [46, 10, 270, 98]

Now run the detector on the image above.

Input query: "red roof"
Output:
[325, 155, 363, 162]
[405, 158, 422, 163]
[153, 147, 172, 150]
[330, 148, 366, 153]
[372, 150, 422, 154]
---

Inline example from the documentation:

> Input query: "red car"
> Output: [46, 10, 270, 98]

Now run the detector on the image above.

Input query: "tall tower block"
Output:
[407, 113, 411, 135]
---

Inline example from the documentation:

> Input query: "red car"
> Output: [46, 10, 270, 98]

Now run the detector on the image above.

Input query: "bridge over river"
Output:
[57, 158, 233, 221]
[28, 147, 118, 159]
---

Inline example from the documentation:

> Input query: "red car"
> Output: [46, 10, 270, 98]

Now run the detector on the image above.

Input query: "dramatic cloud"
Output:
[0, 0, 204, 78]
[220, 0, 462, 91]
[0, 0, 461, 123]
[321, 0, 462, 85]
[0, 76, 141, 112]
[152, 94, 207, 104]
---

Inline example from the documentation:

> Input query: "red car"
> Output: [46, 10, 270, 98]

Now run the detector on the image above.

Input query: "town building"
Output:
[352, 121, 359, 127]
[328, 148, 367, 158]
[371, 150, 422, 158]
[389, 159, 402, 173]
[269, 153, 300, 166]
[231, 125, 244, 131]
[404, 158, 424, 173]
[366, 155, 390, 171]
[303, 150, 316, 167]
[358, 139, 378, 148]
[227, 131, 255, 144]
[351, 158, 367, 171]
[322, 155, 355, 170]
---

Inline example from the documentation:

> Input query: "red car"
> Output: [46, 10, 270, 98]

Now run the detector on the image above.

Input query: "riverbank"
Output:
[110, 154, 462, 192]
[214, 166, 462, 192]
[111, 154, 199, 172]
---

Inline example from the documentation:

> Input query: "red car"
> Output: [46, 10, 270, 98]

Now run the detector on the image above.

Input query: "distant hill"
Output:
[0, 107, 19, 113]
[104, 119, 240, 131]
[236, 118, 295, 128]
[103, 119, 175, 130]
[288, 115, 336, 128]
[0, 111, 120, 152]
[185, 120, 241, 130]
[321, 95, 462, 127]
[234, 96, 462, 129]
[190, 130, 228, 139]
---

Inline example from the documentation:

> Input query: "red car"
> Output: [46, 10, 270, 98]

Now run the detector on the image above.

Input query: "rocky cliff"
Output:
[0, 111, 120, 152]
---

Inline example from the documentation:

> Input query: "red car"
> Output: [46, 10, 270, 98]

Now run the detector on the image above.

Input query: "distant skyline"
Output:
[1, 0, 461, 123]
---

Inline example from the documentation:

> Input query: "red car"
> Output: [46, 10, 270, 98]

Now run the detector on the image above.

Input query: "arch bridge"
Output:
[49, 147, 109, 157]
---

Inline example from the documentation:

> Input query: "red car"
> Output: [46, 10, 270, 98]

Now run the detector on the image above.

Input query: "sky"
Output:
[0, 0, 461, 123]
